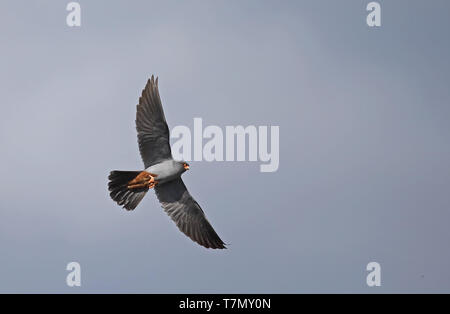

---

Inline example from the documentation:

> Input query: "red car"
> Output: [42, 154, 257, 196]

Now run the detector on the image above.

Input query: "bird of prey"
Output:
[108, 76, 226, 249]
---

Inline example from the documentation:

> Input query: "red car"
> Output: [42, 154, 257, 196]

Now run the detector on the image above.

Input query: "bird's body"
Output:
[108, 76, 226, 249]
[145, 159, 186, 184]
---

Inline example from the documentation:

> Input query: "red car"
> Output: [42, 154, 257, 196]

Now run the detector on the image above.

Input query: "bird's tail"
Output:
[108, 171, 148, 210]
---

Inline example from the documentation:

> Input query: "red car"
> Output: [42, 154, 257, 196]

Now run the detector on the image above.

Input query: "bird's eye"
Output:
[183, 163, 190, 170]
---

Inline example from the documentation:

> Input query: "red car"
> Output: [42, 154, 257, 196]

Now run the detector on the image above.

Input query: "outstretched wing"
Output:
[155, 178, 226, 249]
[136, 75, 172, 168]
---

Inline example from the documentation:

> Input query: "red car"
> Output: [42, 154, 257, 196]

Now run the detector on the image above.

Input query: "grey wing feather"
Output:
[136, 75, 172, 168]
[155, 178, 226, 249]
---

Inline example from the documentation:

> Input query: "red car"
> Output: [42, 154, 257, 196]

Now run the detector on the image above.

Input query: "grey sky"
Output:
[0, 0, 450, 293]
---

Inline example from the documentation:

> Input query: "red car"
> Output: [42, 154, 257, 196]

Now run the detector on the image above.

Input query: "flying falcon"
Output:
[108, 76, 226, 249]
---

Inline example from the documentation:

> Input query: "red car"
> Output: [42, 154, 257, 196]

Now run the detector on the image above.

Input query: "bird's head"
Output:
[180, 161, 190, 171]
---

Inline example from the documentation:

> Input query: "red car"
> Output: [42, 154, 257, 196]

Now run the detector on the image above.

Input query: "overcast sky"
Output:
[1, 0, 450, 293]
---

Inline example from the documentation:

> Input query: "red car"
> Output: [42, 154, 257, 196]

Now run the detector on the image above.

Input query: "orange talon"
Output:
[128, 171, 158, 190]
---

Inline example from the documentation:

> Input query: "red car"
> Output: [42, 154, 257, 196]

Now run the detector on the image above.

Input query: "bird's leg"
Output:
[128, 171, 158, 189]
